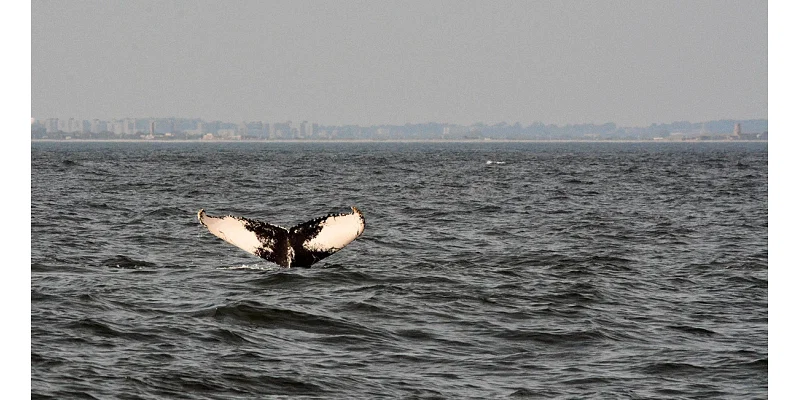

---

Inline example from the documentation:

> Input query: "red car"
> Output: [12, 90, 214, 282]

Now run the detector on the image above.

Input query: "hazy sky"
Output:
[31, 0, 767, 126]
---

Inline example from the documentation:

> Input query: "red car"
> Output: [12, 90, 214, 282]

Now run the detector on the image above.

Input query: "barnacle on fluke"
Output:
[198, 207, 365, 268]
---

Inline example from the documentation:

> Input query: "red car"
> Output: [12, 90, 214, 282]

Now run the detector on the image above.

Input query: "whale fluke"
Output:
[197, 207, 365, 268]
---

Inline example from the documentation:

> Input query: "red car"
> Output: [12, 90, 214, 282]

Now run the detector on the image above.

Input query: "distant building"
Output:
[299, 121, 315, 138]
[57, 119, 67, 132]
[90, 119, 105, 134]
[45, 118, 59, 133]
[124, 118, 136, 135]
[217, 128, 237, 138]
[732, 122, 764, 140]
[69, 118, 80, 133]
[111, 120, 125, 135]
[234, 122, 245, 137]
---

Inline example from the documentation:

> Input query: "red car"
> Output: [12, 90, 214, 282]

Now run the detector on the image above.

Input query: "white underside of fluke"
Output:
[197, 210, 268, 256]
[302, 210, 365, 252]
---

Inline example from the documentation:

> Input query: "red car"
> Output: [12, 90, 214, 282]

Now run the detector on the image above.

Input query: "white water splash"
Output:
[217, 263, 282, 271]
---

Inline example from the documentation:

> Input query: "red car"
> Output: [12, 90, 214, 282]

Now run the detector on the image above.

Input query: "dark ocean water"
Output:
[31, 141, 767, 399]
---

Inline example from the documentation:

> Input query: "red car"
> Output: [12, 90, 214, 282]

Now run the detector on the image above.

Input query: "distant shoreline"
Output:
[31, 139, 766, 144]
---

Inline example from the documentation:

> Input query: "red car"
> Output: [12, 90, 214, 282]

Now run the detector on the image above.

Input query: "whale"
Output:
[198, 207, 365, 268]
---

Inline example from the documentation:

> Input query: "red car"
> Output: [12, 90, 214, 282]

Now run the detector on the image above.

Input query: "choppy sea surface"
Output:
[31, 141, 767, 399]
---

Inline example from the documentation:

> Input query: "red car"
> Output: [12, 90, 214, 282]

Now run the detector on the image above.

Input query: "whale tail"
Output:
[198, 207, 365, 268]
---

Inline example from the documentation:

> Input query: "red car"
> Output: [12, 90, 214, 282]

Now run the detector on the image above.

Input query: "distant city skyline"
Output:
[32, 1, 766, 127]
[31, 115, 768, 142]
[30, 115, 767, 129]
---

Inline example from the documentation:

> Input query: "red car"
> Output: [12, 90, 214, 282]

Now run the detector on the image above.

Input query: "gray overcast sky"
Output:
[31, 0, 767, 127]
